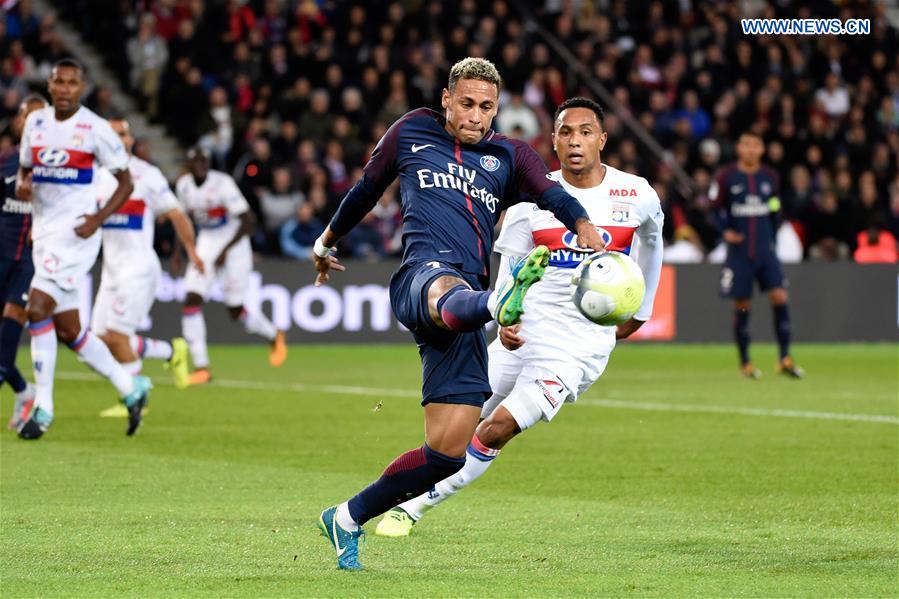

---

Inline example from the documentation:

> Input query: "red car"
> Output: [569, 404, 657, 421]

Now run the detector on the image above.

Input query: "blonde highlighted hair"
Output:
[447, 57, 502, 92]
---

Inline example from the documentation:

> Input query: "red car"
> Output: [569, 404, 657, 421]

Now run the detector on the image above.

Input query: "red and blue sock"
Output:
[436, 285, 491, 332]
[347, 444, 465, 526]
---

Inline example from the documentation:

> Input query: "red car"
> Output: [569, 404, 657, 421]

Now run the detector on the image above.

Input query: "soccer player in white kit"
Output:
[376, 97, 665, 536]
[175, 147, 286, 384]
[14, 59, 151, 439]
[92, 118, 204, 392]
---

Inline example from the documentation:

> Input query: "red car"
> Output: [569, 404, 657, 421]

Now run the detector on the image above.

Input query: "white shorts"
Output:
[482, 338, 612, 428]
[31, 232, 101, 313]
[91, 267, 160, 336]
[184, 235, 252, 307]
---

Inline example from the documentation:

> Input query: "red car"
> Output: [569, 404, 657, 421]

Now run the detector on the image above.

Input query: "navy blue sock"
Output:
[733, 309, 751, 365]
[347, 444, 465, 526]
[773, 304, 791, 360]
[0, 318, 27, 393]
[436, 285, 491, 332]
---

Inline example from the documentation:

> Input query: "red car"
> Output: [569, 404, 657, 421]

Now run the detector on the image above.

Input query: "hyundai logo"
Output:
[37, 148, 70, 167]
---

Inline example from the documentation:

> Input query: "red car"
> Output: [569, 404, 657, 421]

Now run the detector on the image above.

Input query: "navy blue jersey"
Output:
[0, 148, 32, 262]
[711, 164, 781, 260]
[329, 108, 588, 279]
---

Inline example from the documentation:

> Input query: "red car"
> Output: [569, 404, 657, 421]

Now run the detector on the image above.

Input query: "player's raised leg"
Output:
[435, 246, 549, 331]
[131, 335, 191, 389]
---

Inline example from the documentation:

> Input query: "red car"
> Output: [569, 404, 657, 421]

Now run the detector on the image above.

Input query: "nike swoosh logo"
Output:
[411, 144, 434, 153]
[332, 517, 346, 557]
[5, 175, 16, 184]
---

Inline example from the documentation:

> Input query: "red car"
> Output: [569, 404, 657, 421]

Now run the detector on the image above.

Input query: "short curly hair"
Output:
[447, 57, 502, 92]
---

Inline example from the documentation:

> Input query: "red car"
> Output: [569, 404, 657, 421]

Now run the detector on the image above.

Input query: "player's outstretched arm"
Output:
[165, 208, 205, 274]
[77, 169, 133, 238]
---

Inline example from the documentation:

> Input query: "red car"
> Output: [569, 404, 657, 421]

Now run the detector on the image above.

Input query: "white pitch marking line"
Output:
[55, 372, 897, 424]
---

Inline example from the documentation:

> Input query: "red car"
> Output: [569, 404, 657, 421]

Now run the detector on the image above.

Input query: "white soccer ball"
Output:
[570, 251, 646, 326]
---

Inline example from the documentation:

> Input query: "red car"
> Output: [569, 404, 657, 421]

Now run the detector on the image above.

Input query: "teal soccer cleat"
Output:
[318, 506, 365, 571]
[493, 245, 550, 327]
[123, 375, 152, 436]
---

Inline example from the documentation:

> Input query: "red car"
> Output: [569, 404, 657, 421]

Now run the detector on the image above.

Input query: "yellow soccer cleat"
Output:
[100, 404, 149, 418]
[169, 338, 191, 389]
[269, 331, 288, 367]
[374, 507, 416, 538]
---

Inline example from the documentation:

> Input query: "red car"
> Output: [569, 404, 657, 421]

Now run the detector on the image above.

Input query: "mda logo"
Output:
[479, 155, 500, 172]
[38, 148, 70, 167]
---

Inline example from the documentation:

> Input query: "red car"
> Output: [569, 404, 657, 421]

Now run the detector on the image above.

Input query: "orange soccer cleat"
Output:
[269, 331, 288, 367]
[187, 368, 212, 386]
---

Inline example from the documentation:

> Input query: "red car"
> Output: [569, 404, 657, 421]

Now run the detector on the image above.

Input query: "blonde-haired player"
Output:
[377, 97, 664, 536]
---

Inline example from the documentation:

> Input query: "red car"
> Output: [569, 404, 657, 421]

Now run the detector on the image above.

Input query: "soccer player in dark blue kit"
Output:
[312, 58, 606, 570]
[711, 130, 803, 379]
[1, 93, 48, 429]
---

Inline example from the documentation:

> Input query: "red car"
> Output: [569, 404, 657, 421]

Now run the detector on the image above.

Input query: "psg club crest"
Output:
[760, 181, 772, 196]
[479, 155, 500, 172]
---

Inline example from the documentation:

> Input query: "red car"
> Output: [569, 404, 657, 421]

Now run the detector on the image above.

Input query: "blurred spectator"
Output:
[260, 166, 304, 235]
[126, 13, 168, 119]
[663, 226, 705, 263]
[814, 73, 850, 118]
[280, 202, 322, 260]
[496, 92, 539, 141]
[233, 137, 273, 220]
[853, 218, 897, 264]
[198, 86, 240, 169]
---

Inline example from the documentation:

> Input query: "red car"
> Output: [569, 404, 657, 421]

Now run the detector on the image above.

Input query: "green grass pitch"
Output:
[1, 343, 896, 597]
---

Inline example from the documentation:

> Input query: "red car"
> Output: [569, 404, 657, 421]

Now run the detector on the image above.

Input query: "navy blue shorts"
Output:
[390, 261, 491, 408]
[0, 258, 34, 307]
[720, 253, 785, 299]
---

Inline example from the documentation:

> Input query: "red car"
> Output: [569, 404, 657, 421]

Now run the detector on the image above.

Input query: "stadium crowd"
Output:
[3, 0, 898, 263]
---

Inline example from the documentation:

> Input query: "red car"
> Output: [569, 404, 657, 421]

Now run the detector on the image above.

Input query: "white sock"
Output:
[131, 336, 173, 361]
[121, 360, 142, 375]
[70, 331, 135, 397]
[238, 308, 277, 341]
[336, 501, 361, 531]
[399, 435, 499, 520]
[182, 308, 209, 368]
[28, 319, 57, 417]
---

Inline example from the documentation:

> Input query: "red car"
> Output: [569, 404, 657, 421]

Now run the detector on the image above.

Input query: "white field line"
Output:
[55, 372, 898, 425]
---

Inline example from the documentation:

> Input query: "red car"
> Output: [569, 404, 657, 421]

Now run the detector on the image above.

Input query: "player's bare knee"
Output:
[25, 295, 52, 324]
[2, 303, 27, 325]
[427, 275, 469, 328]
[770, 288, 788, 305]
[475, 411, 520, 449]
[734, 298, 751, 311]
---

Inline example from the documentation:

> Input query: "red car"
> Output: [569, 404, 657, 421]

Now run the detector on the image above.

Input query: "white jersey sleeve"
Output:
[494, 203, 534, 258]
[93, 119, 129, 172]
[631, 179, 665, 321]
[146, 167, 179, 217]
[18, 111, 38, 167]
[95, 167, 117, 205]
[221, 175, 250, 217]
